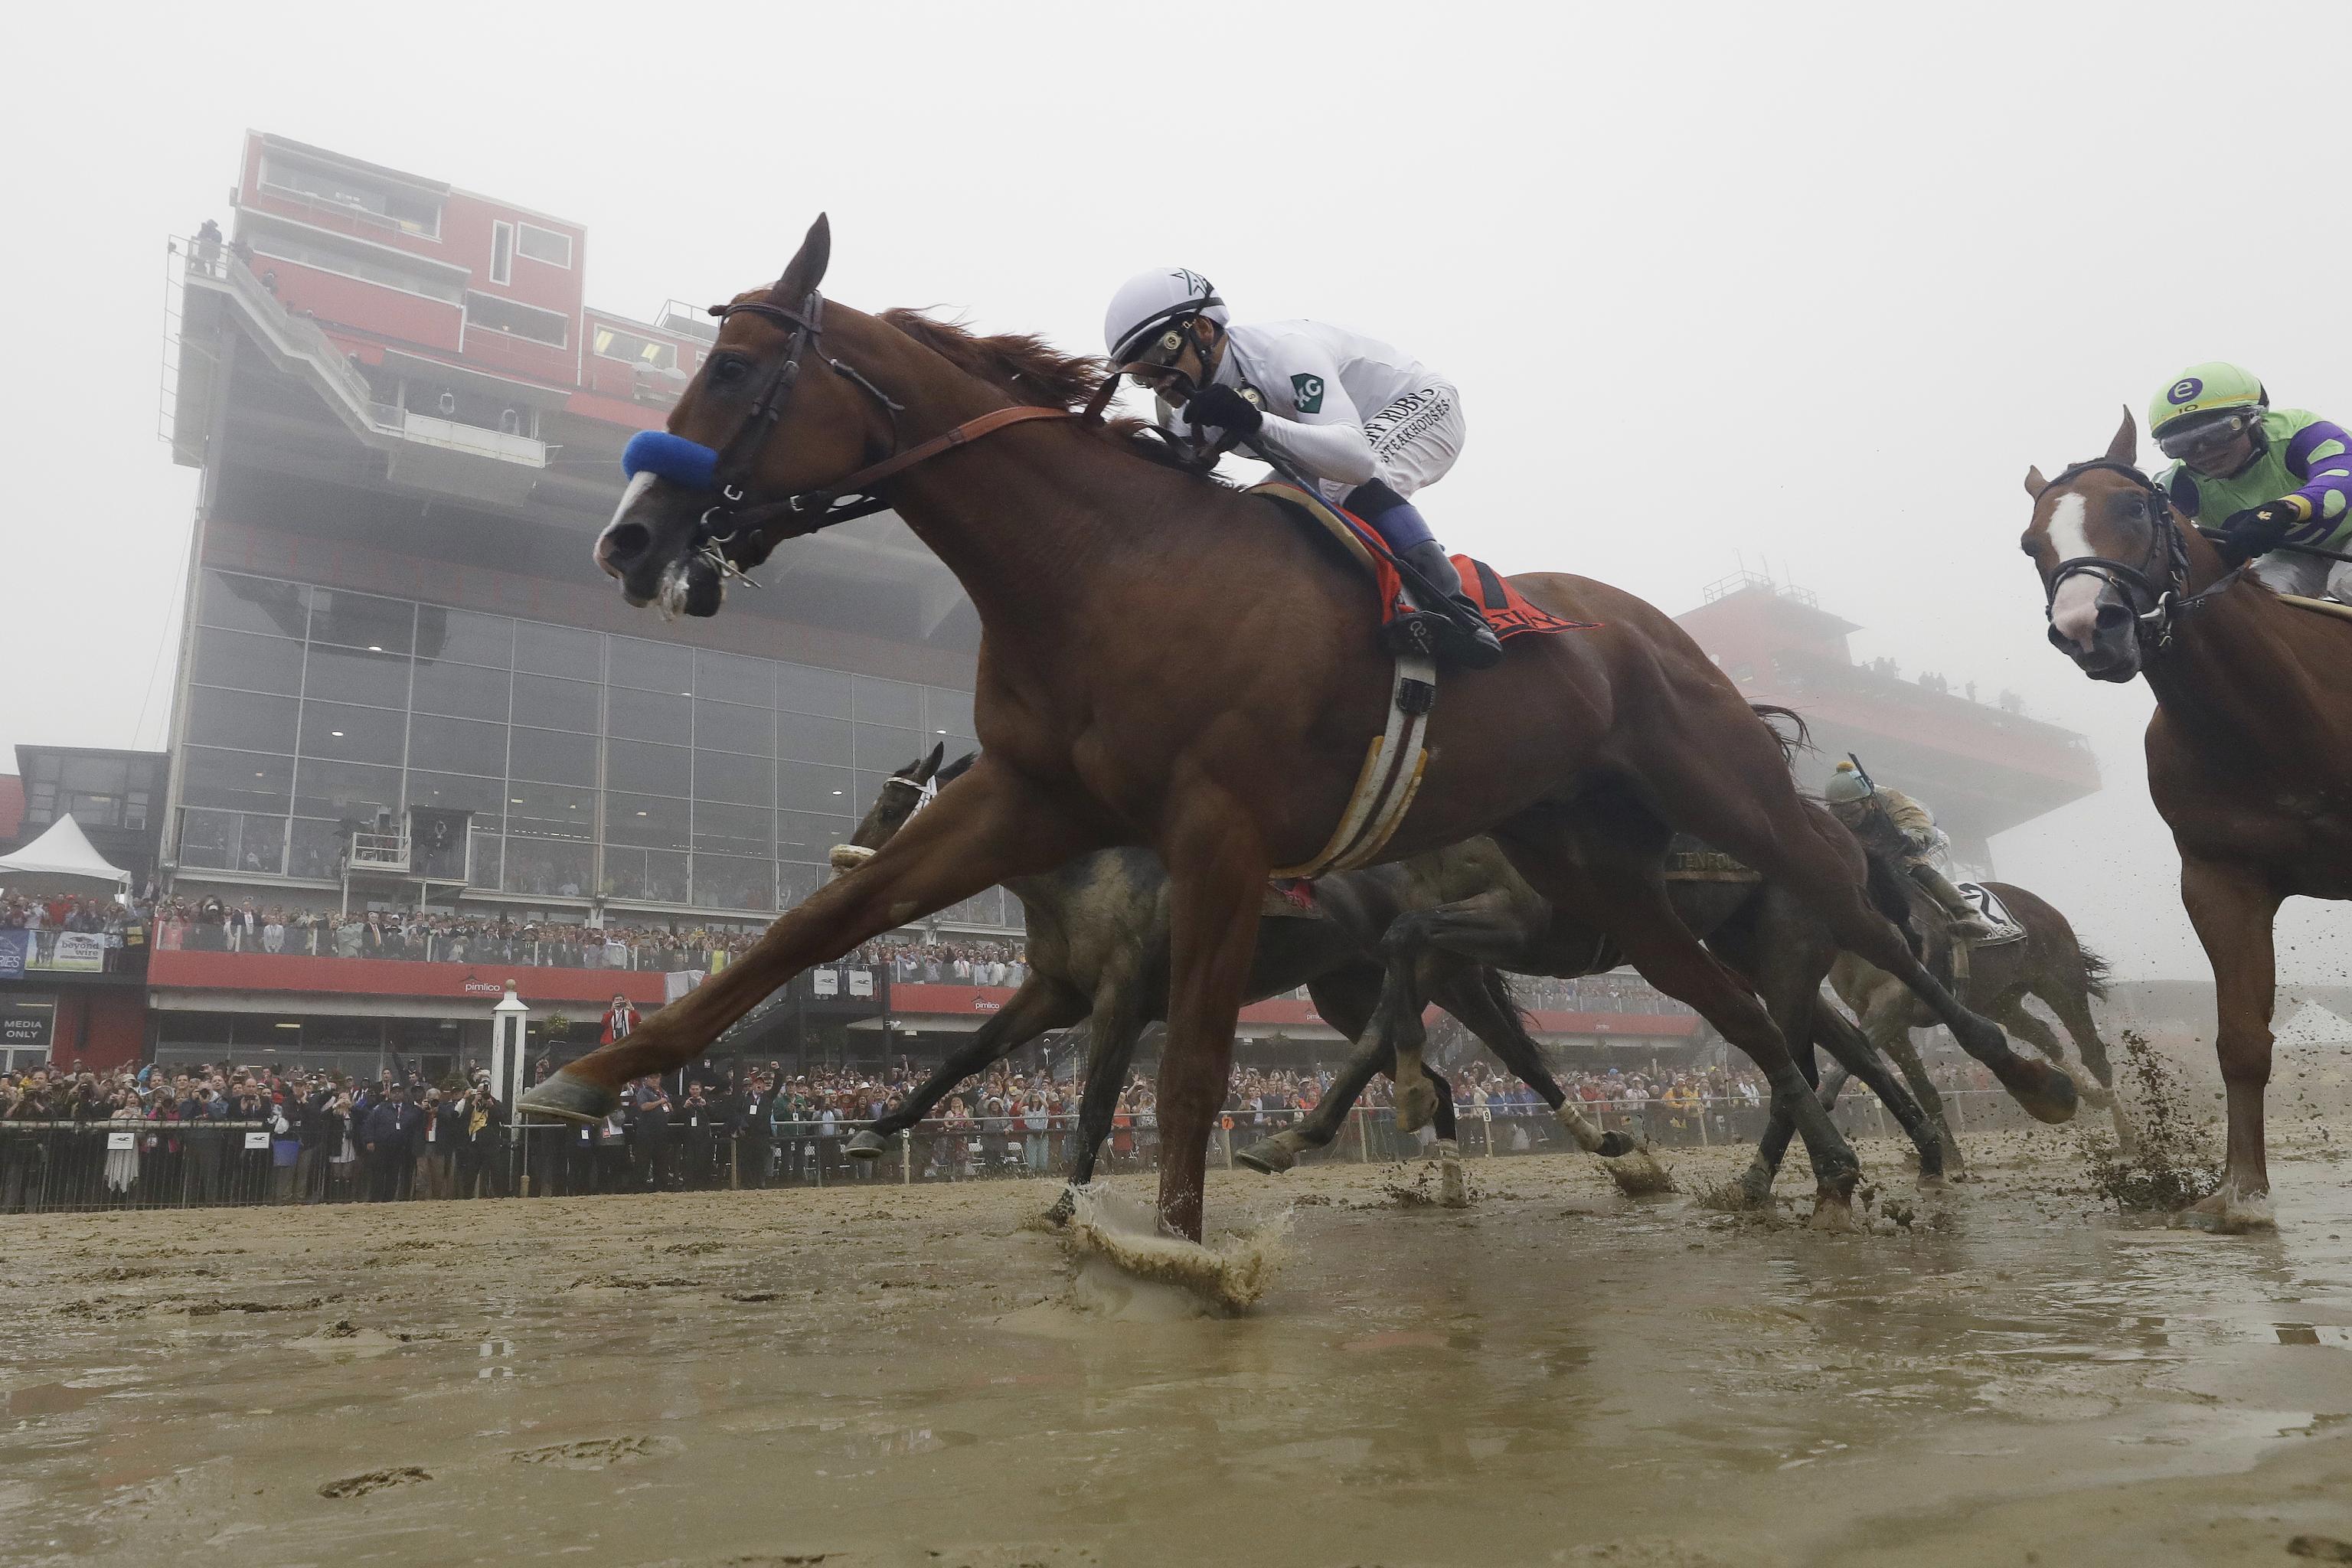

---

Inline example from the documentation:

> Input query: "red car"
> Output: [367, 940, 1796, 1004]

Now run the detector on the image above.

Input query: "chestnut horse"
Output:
[2024, 410, 2352, 1230]
[522, 216, 2073, 1240]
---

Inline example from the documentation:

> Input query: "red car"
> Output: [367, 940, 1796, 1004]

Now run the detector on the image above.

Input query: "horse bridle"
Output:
[685, 287, 1076, 575]
[825, 769, 928, 873]
[667, 286, 1241, 586]
[2042, 459, 2239, 654]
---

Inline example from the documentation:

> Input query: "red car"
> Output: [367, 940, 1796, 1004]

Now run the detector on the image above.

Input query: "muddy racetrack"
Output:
[4, 1123, 2350, 1567]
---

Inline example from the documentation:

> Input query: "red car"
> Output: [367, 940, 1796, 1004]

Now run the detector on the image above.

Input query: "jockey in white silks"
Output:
[1103, 267, 1504, 668]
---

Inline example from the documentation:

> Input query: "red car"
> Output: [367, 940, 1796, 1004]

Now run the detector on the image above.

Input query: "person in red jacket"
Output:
[599, 995, 640, 1046]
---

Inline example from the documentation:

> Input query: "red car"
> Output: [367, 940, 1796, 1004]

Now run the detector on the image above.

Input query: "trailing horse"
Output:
[1246, 808, 1954, 1220]
[522, 215, 2073, 1241]
[1770, 874, 2126, 1187]
[2024, 410, 2351, 1230]
[830, 752, 1651, 1207]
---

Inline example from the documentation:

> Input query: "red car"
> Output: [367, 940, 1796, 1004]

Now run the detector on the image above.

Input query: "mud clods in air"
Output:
[2079, 1030, 2223, 1212]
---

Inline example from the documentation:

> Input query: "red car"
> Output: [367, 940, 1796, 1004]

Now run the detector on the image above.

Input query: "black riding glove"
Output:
[2217, 501, 2299, 564]
[1183, 383, 1263, 439]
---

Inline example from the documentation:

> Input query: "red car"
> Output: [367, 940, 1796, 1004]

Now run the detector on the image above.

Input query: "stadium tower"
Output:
[1674, 572, 2099, 870]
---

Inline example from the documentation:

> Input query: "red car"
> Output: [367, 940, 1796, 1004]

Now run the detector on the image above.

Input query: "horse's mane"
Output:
[879, 309, 1103, 410]
[876, 309, 1230, 482]
[1748, 704, 1814, 762]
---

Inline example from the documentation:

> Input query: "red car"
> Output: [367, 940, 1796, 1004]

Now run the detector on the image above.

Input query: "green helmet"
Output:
[2148, 361, 2267, 438]
[1823, 760, 1872, 805]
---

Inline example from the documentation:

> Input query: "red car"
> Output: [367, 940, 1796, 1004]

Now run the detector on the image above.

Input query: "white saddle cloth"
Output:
[1957, 883, 2025, 945]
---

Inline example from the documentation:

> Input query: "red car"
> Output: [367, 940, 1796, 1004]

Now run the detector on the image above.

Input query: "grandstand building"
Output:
[144, 133, 1717, 1081]
[132, 135, 2109, 1083]
[1674, 572, 2099, 868]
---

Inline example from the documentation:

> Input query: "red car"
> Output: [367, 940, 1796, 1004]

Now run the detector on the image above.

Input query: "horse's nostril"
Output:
[2095, 603, 2132, 631]
[600, 522, 652, 570]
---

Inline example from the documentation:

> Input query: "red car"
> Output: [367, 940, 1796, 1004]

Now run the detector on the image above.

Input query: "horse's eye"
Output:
[707, 356, 750, 387]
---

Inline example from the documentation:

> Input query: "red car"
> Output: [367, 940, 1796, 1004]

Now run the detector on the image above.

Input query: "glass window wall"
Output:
[177, 570, 1015, 926]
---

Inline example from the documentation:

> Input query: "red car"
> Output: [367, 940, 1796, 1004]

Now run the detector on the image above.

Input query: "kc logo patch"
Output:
[2168, 377, 2203, 405]
[1291, 373, 1325, 414]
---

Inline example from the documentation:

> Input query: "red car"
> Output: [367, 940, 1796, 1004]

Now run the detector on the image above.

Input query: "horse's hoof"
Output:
[1603, 1145, 1677, 1197]
[844, 1131, 887, 1161]
[2065, 1063, 2115, 1110]
[2173, 1181, 2276, 1235]
[1434, 1142, 1470, 1209]
[1593, 1130, 1636, 1159]
[1809, 1194, 1860, 1233]
[1044, 1188, 1077, 1227]
[1993, 1057, 2079, 1124]
[1393, 1078, 1437, 1134]
[1916, 1168, 1948, 1191]
[2109, 1101, 2142, 1158]
[518, 1071, 616, 1125]
[1233, 1137, 1298, 1175]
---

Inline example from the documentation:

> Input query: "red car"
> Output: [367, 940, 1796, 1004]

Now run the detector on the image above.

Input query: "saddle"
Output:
[1663, 838, 1763, 883]
[1250, 482, 1594, 652]
[1246, 482, 1593, 880]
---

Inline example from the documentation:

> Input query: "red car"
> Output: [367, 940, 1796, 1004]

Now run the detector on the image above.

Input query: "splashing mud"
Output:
[1602, 1144, 1678, 1195]
[2080, 1029, 2223, 1212]
[1060, 1184, 1291, 1315]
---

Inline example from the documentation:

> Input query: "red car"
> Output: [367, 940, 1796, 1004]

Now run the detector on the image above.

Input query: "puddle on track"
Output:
[1, 1132, 2348, 1566]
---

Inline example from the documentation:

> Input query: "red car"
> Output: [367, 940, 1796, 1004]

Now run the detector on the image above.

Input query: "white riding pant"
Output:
[2251, 547, 2352, 604]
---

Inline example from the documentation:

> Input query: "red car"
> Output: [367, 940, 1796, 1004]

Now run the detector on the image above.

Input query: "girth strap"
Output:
[1272, 650, 1439, 879]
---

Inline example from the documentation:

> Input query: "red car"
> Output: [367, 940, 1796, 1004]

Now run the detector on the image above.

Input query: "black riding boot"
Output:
[1398, 539, 1505, 669]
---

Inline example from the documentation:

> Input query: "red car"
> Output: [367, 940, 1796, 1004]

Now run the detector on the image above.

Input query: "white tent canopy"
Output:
[2274, 1004, 2352, 1051]
[0, 814, 129, 890]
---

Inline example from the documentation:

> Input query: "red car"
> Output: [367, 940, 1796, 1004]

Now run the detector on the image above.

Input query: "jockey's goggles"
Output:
[1125, 330, 1193, 386]
[1123, 319, 1216, 394]
[2154, 408, 2260, 467]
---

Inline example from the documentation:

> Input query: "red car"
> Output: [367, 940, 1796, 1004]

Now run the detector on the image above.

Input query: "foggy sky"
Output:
[4, 2, 2343, 985]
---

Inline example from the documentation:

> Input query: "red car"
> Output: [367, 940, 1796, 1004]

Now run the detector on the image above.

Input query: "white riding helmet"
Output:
[1103, 267, 1228, 365]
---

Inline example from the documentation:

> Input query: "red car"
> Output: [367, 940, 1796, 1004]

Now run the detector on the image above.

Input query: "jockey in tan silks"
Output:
[1823, 760, 2001, 941]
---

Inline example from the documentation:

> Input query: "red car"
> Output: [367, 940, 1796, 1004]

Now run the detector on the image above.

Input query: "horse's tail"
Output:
[1479, 964, 1537, 1040]
[2076, 944, 2113, 1001]
[1749, 704, 1813, 763]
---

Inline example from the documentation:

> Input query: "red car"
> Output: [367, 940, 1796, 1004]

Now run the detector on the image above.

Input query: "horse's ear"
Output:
[894, 756, 919, 779]
[771, 213, 831, 303]
[939, 751, 978, 786]
[2023, 465, 2050, 499]
[2105, 405, 2138, 465]
[918, 741, 944, 782]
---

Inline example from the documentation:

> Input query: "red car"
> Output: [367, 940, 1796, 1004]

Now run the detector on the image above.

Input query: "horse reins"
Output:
[2042, 459, 2242, 654]
[674, 288, 1245, 580]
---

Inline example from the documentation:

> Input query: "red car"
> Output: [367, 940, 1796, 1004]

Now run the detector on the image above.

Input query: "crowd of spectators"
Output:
[1, 892, 152, 934]
[130, 898, 1044, 985]
[2, 1044, 2004, 1214]
[118, 891, 1701, 1019]
[870, 939, 1028, 987]
[145, 897, 772, 973]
